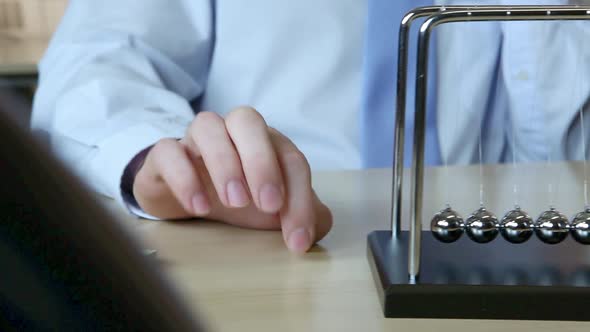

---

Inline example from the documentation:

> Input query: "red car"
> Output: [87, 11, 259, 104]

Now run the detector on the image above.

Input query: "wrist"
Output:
[120, 145, 154, 211]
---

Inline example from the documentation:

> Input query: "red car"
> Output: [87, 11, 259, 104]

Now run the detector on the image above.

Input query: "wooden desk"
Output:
[0, 37, 45, 86]
[0, 38, 44, 75]
[106, 164, 590, 331]
[0, 0, 66, 77]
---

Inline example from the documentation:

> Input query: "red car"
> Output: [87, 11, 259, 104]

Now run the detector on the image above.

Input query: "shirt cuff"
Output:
[120, 144, 161, 220]
[79, 122, 187, 220]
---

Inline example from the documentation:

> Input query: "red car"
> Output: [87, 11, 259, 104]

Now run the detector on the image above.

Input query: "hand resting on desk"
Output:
[133, 106, 333, 253]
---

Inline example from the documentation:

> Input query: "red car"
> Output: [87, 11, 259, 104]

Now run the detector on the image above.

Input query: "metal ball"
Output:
[534, 209, 569, 244]
[500, 208, 533, 244]
[465, 207, 499, 243]
[430, 206, 464, 243]
[571, 209, 590, 245]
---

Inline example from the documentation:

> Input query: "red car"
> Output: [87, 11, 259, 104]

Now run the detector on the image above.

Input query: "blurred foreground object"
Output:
[0, 107, 204, 330]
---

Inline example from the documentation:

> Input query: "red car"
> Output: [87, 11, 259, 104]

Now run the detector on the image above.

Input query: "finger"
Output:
[225, 107, 285, 213]
[189, 112, 250, 208]
[133, 153, 192, 219]
[270, 129, 317, 253]
[147, 138, 210, 216]
[311, 189, 333, 242]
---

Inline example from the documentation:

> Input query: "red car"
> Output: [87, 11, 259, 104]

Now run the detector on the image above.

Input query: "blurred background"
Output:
[0, 0, 66, 126]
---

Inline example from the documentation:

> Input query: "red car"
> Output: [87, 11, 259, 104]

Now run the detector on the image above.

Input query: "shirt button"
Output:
[514, 70, 530, 81]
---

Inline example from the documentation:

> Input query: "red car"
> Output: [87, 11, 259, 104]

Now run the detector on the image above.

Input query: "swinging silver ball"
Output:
[430, 207, 464, 243]
[465, 207, 499, 244]
[571, 209, 590, 245]
[534, 209, 569, 244]
[500, 208, 533, 244]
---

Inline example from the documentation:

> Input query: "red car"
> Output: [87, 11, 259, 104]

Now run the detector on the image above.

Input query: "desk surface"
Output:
[0, 37, 46, 75]
[105, 164, 590, 331]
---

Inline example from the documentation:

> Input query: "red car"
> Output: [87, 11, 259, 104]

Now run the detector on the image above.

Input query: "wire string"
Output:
[443, 21, 464, 210]
[535, 23, 556, 210]
[575, 39, 590, 209]
[581, 108, 588, 209]
[478, 130, 484, 207]
[511, 120, 519, 209]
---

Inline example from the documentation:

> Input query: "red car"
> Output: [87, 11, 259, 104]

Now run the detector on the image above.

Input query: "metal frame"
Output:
[391, 4, 549, 238]
[391, 5, 590, 282]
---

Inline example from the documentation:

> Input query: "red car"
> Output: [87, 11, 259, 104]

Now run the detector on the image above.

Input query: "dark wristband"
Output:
[120, 145, 153, 209]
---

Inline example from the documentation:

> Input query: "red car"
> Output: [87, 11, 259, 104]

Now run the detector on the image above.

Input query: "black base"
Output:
[367, 231, 590, 320]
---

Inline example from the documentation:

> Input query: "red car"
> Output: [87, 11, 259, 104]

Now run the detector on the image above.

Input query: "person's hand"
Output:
[133, 106, 333, 253]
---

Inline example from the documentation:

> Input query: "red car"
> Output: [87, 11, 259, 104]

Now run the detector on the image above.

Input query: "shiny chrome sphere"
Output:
[500, 208, 533, 244]
[534, 209, 569, 244]
[571, 209, 590, 245]
[465, 207, 499, 244]
[430, 206, 464, 243]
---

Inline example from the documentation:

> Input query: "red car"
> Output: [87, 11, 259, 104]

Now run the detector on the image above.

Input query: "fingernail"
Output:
[259, 183, 283, 213]
[287, 228, 312, 253]
[192, 192, 210, 215]
[227, 179, 249, 207]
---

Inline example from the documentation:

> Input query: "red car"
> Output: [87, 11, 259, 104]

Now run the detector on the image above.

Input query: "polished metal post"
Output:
[392, 5, 539, 238]
[408, 5, 590, 281]
[408, 15, 432, 282]
[391, 7, 444, 239]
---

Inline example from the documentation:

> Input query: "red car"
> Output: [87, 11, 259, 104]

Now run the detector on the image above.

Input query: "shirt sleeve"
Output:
[31, 0, 214, 210]
[119, 144, 163, 220]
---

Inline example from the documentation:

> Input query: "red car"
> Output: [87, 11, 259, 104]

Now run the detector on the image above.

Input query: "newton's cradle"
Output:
[367, 5, 590, 321]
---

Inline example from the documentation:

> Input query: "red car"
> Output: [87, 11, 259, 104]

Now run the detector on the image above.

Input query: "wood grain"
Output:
[0, 0, 66, 75]
[104, 164, 590, 331]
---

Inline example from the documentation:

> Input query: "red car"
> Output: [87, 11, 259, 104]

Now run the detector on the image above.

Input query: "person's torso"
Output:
[202, 0, 367, 170]
[200, 0, 590, 170]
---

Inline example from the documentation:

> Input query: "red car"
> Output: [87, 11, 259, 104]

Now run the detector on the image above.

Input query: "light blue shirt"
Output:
[32, 0, 367, 208]
[32, 0, 590, 212]
[362, 0, 590, 168]
[362, 0, 440, 168]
